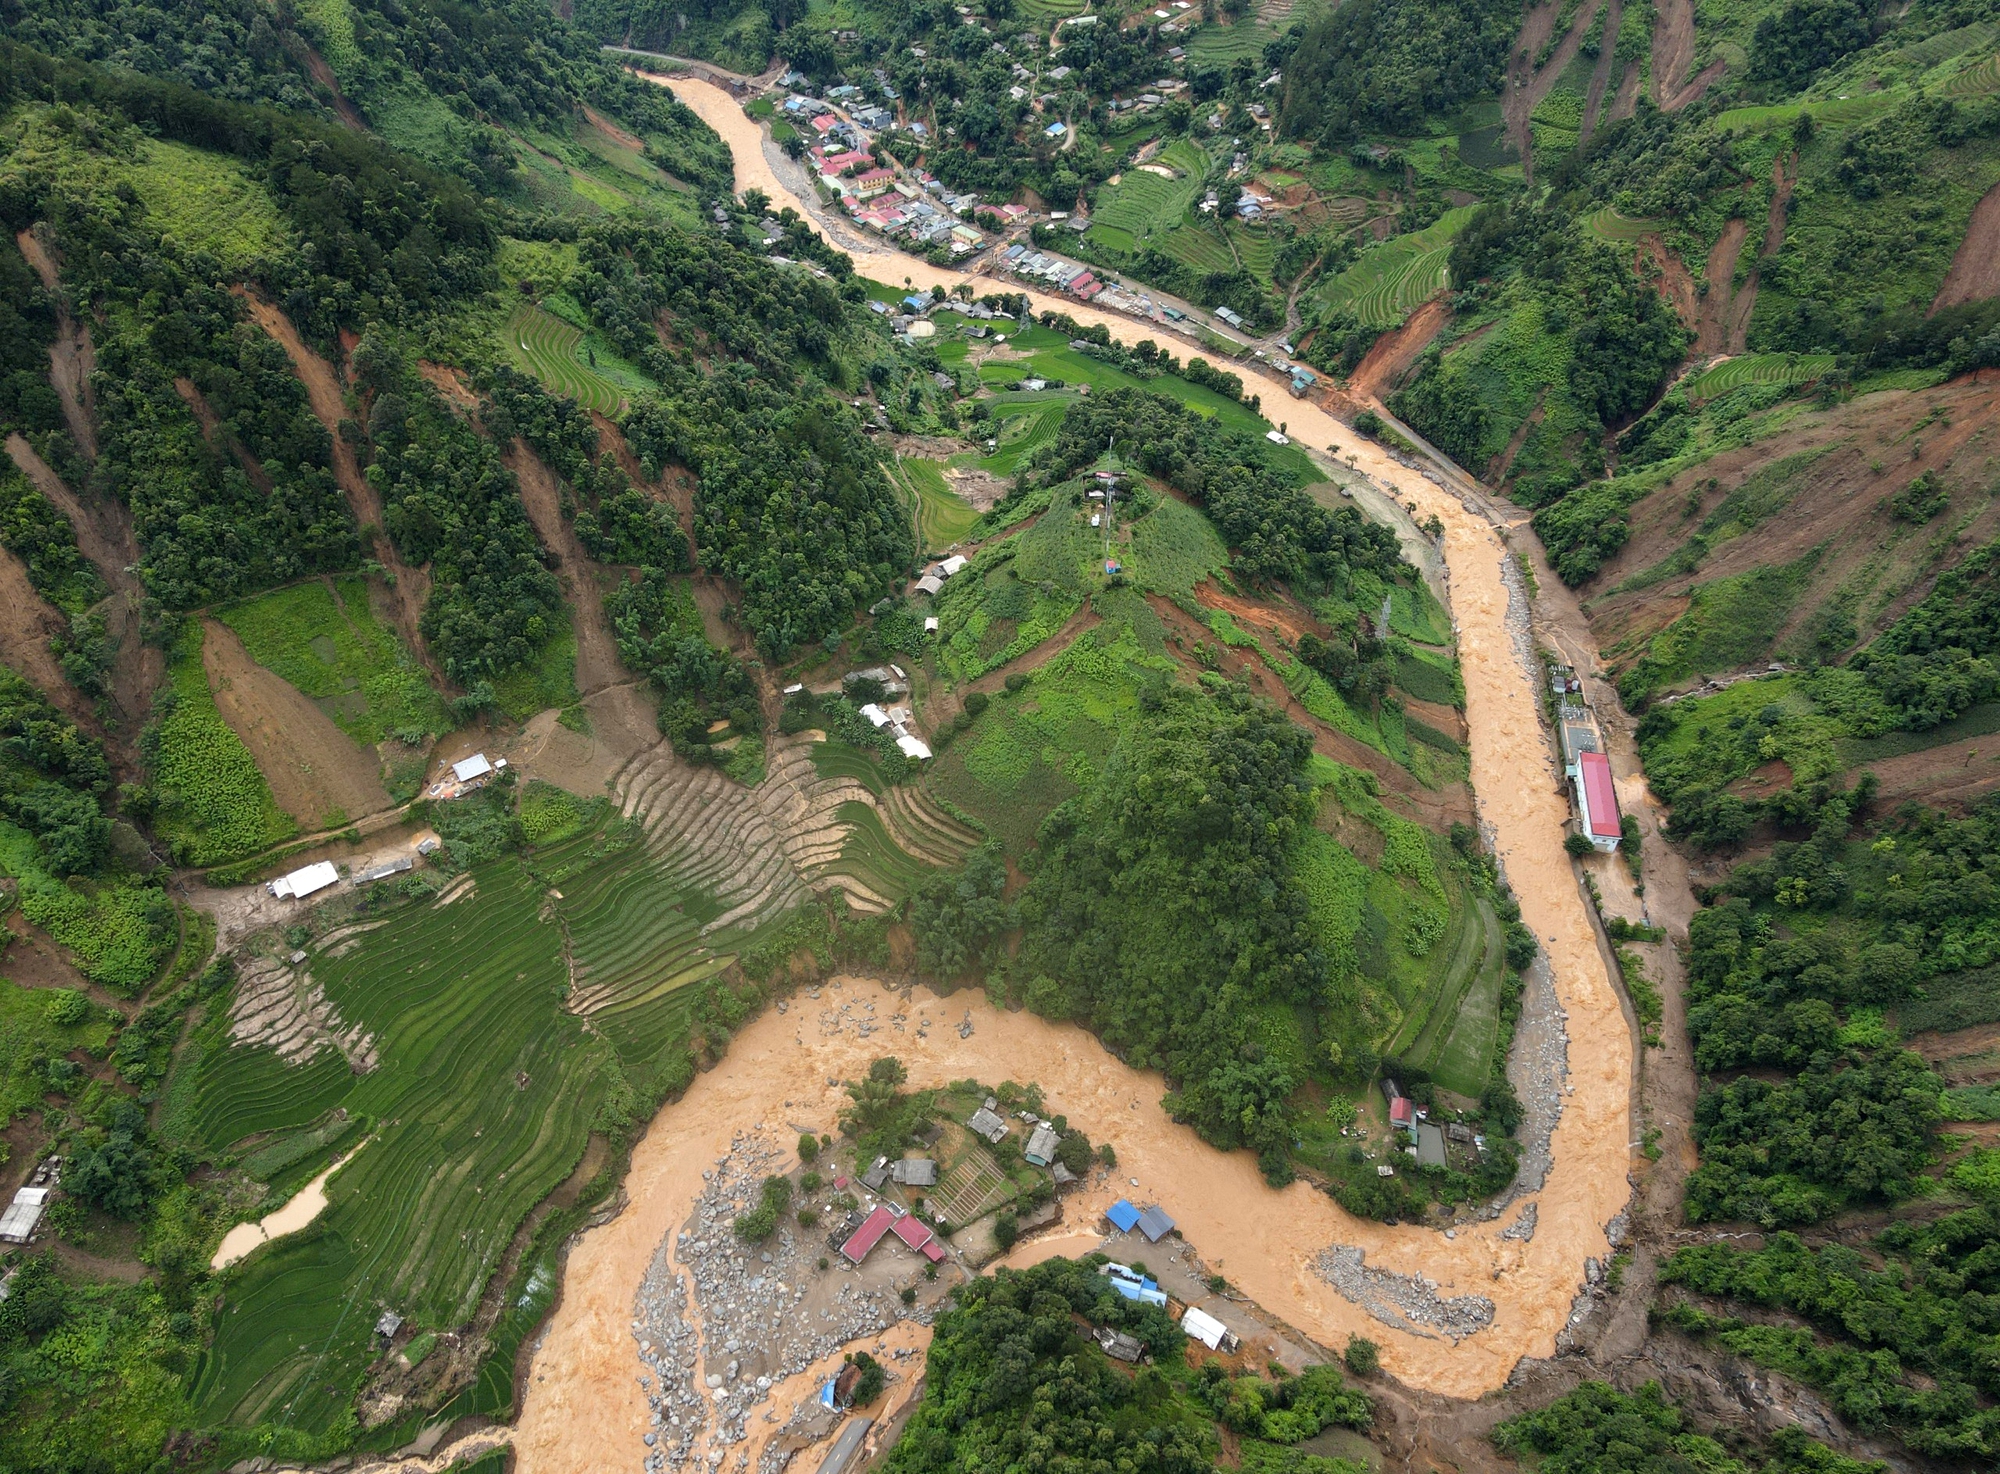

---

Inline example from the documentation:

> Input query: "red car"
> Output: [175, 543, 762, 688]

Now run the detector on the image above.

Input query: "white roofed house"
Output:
[452, 753, 493, 783]
[269, 860, 340, 900]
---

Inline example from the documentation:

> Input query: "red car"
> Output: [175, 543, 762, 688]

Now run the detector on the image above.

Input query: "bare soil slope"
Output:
[201, 618, 393, 828]
[1932, 178, 2000, 312]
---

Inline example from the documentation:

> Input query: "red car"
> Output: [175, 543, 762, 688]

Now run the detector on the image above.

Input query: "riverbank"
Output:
[498, 75, 1640, 1472]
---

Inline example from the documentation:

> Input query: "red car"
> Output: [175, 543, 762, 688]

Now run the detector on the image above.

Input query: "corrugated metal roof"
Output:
[1105, 1199, 1140, 1232]
[1135, 1206, 1176, 1242]
[1580, 751, 1621, 837]
[841, 1205, 897, 1262]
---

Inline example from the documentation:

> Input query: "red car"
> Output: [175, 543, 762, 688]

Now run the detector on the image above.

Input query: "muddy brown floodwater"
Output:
[505, 75, 1636, 1474]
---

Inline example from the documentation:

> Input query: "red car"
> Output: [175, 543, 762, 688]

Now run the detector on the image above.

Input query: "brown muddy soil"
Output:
[1347, 295, 1451, 402]
[15, 229, 98, 460]
[200, 618, 393, 828]
[1652, 0, 1727, 110]
[1580, 0, 1625, 139]
[1584, 374, 2000, 663]
[235, 290, 444, 686]
[1932, 178, 2000, 312]
[1852, 731, 2000, 812]
[1694, 220, 1750, 356]
[503, 440, 628, 697]
[0, 543, 95, 727]
[1504, 0, 1605, 179]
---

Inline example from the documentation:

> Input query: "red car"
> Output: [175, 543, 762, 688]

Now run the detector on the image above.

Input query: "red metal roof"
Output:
[1389, 1097, 1414, 1123]
[891, 1215, 933, 1251]
[1580, 751, 1621, 838]
[841, 1205, 896, 1262]
[921, 1240, 946, 1263]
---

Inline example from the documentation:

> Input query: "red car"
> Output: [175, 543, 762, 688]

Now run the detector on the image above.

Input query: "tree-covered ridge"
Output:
[1030, 388, 1404, 590]
[350, 332, 564, 688]
[0, 39, 492, 342]
[1017, 683, 1318, 1145]
[886, 1256, 1372, 1474]
[9, 0, 729, 197]
[1662, 1200, 2000, 1462]
[1395, 207, 1691, 505]
[1278, 0, 1522, 144]
[0, 106, 362, 609]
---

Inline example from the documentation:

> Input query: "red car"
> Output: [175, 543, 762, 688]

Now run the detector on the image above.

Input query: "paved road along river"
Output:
[507, 76, 1636, 1474]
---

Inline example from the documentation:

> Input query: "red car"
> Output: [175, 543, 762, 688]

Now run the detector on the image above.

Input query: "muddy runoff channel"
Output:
[500, 75, 1638, 1474]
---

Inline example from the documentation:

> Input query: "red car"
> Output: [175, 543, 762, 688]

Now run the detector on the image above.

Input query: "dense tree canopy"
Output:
[1278, 0, 1519, 143]
[1033, 389, 1403, 590]
[1017, 682, 1323, 1169]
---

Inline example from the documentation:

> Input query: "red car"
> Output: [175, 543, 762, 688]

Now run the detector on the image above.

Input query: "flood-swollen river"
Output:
[505, 77, 1634, 1473]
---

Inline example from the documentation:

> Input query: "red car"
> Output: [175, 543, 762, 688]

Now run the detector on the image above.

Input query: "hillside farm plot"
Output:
[152, 624, 297, 867]
[126, 139, 289, 270]
[1585, 207, 1664, 243]
[185, 853, 613, 1436]
[501, 302, 631, 413]
[893, 456, 980, 551]
[1185, 20, 1271, 62]
[1087, 140, 1210, 254]
[1684, 353, 1839, 400]
[1943, 50, 2000, 95]
[1309, 206, 1478, 330]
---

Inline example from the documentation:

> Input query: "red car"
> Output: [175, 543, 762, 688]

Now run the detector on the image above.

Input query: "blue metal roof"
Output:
[1105, 1199, 1140, 1232]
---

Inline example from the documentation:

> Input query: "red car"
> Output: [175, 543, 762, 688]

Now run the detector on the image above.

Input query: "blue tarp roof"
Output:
[1106, 1199, 1140, 1232]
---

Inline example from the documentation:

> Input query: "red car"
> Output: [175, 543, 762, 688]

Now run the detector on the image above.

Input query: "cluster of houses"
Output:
[1552, 665, 1624, 853]
[999, 244, 1107, 301]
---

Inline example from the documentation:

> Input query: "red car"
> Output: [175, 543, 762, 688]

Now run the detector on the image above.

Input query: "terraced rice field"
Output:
[1711, 94, 1899, 133]
[1017, 0, 1087, 16]
[1684, 352, 1839, 399]
[1310, 206, 1478, 330]
[1088, 140, 1210, 252]
[183, 730, 982, 1436]
[1584, 207, 1663, 243]
[894, 456, 980, 552]
[1185, 20, 1270, 62]
[1944, 50, 2000, 94]
[605, 733, 974, 944]
[501, 302, 628, 413]
[1159, 225, 1237, 273]
[187, 858, 609, 1434]
[1902, 21, 1996, 71]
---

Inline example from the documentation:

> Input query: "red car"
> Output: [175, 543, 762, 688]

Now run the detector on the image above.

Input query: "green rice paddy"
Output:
[893, 456, 981, 552]
[501, 302, 634, 413]
[183, 810, 811, 1435]
[1584, 207, 1663, 243]
[1310, 206, 1479, 329]
[1684, 352, 1840, 400]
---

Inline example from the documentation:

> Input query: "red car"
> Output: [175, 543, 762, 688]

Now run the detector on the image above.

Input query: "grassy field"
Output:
[500, 302, 632, 413]
[489, 612, 580, 723]
[1684, 353, 1840, 399]
[152, 625, 298, 868]
[126, 140, 289, 270]
[217, 578, 445, 748]
[893, 456, 981, 552]
[1310, 206, 1479, 329]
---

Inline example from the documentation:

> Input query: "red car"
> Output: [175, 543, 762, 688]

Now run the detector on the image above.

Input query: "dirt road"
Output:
[504, 78, 1641, 1468]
